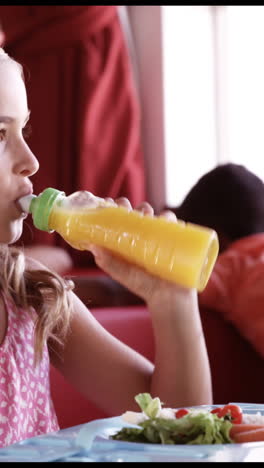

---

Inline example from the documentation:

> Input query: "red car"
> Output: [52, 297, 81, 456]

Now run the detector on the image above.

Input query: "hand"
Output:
[87, 197, 196, 311]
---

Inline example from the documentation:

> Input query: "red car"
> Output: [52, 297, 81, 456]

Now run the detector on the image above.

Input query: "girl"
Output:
[0, 47, 212, 448]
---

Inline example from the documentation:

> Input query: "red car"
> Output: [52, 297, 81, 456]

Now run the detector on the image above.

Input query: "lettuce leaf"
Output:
[135, 393, 162, 419]
[112, 412, 232, 445]
[111, 394, 233, 445]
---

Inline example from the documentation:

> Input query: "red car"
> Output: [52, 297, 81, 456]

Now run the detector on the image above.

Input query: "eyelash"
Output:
[0, 124, 32, 143]
[0, 128, 6, 142]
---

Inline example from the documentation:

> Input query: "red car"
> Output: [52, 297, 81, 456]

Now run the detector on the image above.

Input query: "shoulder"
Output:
[23, 245, 73, 274]
[25, 254, 50, 273]
[227, 233, 264, 255]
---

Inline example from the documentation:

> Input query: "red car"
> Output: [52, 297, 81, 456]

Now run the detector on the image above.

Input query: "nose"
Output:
[14, 140, 39, 177]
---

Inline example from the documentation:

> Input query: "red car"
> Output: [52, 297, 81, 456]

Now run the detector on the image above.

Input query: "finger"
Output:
[104, 197, 117, 206]
[68, 191, 111, 209]
[114, 197, 132, 210]
[135, 201, 154, 216]
[159, 210, 177, 222]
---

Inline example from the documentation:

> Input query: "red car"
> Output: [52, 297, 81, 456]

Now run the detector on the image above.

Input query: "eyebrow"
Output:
[0, 111, 31, 125]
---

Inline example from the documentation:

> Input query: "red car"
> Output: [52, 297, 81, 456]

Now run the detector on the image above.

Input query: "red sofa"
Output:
[50, 303, 264, 429]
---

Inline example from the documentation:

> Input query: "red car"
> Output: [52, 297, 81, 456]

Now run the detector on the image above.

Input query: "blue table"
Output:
[1, 404, 264, 462]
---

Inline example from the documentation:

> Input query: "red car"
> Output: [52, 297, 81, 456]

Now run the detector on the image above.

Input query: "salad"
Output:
[111, 394, 264, 445]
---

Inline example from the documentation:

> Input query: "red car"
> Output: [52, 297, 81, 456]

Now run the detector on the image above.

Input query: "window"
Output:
[223, 6, 264, 180]
[162, 6, 217, 206]
[163, 5, 264, 206]
[127, 6, 264, 210]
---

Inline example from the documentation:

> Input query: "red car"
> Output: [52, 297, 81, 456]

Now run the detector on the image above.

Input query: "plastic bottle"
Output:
[19, 188, 219, 291]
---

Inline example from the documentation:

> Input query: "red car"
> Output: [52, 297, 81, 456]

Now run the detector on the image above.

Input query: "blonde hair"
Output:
[0, 245, 74, 365]
[0, 47, 74, 363]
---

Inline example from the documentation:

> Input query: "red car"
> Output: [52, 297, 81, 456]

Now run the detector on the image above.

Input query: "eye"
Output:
[22, 123, 32, 139]
[0, 128, 6, 142]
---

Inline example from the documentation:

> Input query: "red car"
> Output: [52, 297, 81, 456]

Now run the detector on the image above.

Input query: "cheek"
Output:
[0, 156, 11, 186]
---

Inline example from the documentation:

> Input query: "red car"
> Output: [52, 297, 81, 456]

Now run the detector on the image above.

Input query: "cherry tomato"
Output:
[218, 404, 243, 424]
[175, 408, 189, 418]
[211, 407, 222, 416]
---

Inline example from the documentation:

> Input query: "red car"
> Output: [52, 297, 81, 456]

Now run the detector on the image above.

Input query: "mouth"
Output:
[14, 200, 28, 219]
[14, 187, 33, 218]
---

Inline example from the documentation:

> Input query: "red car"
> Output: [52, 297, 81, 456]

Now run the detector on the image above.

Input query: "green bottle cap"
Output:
[29, 187, 65, 232]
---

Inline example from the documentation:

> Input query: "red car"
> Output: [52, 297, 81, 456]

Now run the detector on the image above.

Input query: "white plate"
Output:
[74, 403, 264, 462]
[1, 403, 264, 462]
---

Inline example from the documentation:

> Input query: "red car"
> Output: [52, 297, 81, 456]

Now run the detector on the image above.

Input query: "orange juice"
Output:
[19, 188, 219, 291]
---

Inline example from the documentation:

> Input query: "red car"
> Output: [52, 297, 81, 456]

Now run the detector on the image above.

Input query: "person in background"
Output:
[173, 163, 264, 254]
[171, 163, 264, 359]
[0, 6, 146, 269]
[0, 47, 212, 448]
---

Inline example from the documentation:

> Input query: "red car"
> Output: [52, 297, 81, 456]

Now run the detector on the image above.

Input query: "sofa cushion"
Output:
[50, 306, 153, 429]
[50, 304, 264, 429]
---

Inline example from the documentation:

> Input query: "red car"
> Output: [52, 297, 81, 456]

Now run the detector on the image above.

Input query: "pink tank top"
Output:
[0, 295, 59, 448]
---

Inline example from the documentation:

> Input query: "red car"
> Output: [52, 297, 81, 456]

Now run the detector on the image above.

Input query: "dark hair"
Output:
[174, 163, 264, 242]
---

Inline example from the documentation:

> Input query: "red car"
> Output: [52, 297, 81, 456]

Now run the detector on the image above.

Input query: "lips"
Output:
[15, 184, 33, 202]
[14, 200, 28, 218]
[14, 187, 33, 216]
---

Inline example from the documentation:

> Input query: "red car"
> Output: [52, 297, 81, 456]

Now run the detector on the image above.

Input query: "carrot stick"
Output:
[230, 424, 264, 438]
[232, 428, 264, 443]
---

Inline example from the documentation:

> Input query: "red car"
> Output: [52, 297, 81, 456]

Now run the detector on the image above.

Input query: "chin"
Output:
[6, 223, 24, 245]
[0, 218, 24, 245]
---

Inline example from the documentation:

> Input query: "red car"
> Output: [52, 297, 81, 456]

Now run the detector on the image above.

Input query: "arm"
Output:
[50, 255, 212, 414]
[49, 201, 212, 414]
[90, 245, 212, 410]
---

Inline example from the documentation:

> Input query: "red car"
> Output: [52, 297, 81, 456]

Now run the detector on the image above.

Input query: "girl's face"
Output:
[0, 58, 39, 244]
